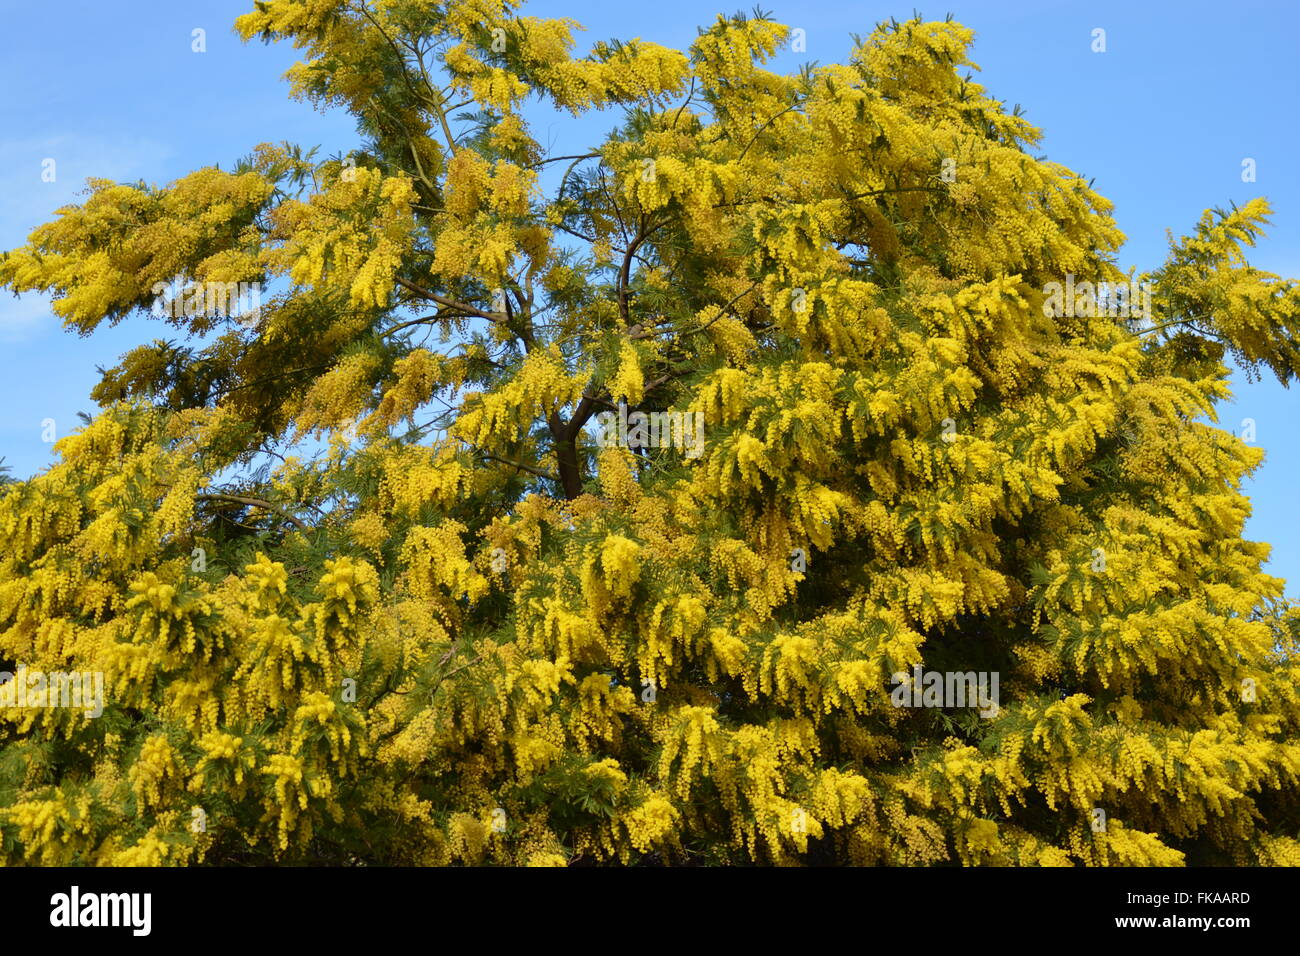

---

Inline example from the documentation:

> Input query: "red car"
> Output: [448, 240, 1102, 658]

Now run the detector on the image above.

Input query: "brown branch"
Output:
[381, 312, 446, 338]
[196, 493, 310, 532]
[711, 184, 943, 211]
[458, 440, 558, 483]
[671, 77, 697, 129]
[736, 104, 800, 162]
[478, 452, 557, 483]
[618, 214, 647, 324]
[532, 152, 600, 167]
[644, 279, 762, 340]
[441, 654, 484, 680]
[395, 277, 505, 322]
[426, 652, 486, 701]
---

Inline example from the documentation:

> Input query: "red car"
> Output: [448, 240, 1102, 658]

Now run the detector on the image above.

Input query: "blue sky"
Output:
[1, 0, 1296, 595]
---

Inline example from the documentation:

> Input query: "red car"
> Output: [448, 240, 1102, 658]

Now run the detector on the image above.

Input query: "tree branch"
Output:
[395, 277, 505, 322]
[196, 493, 311, 532]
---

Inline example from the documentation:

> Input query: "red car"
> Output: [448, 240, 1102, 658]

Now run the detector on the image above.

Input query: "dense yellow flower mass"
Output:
[0, 0, 1297, 866]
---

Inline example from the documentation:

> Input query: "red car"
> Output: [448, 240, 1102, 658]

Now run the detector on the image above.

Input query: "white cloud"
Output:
[0, 293, 58, 342]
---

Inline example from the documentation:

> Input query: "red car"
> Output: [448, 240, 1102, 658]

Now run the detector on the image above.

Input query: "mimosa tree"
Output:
[1, 0, 1297, 865]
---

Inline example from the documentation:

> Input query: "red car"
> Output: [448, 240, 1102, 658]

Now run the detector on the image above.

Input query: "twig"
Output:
[196, 493, 310, 532]
[395, 277, 505, 322]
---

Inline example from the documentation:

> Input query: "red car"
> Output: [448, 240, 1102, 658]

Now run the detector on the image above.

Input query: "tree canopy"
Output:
[0, 0, 1298, 866]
